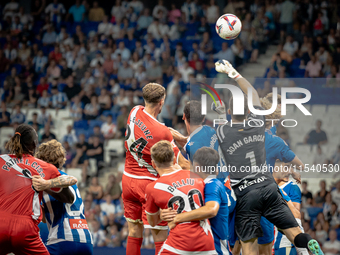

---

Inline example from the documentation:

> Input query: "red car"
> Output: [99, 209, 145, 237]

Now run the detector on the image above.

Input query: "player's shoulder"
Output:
[204, 177, 224, 191]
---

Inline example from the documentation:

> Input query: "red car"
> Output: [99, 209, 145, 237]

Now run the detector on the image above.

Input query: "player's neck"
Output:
[189, 124, 202, 135]
[145, 105, 160, 119]
[158, 166, 178, 176]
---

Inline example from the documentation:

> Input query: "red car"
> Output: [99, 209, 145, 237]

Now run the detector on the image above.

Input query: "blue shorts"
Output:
[228, 209, 237, 247]
[274, 247, 297, 255]
[258, 217, 274, 245]
[47, 241, 93, 255]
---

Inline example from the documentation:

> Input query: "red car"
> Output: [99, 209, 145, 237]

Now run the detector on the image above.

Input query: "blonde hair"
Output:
[260, 96, 282, 120]
[35, 139, 66, 169]
[151, 140, 174, 167]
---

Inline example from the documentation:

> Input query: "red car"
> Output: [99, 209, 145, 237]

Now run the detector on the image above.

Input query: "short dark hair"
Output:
[193, 147, 220, 169]
[229, 95, 248, 121]
[184, 100, 204, 125]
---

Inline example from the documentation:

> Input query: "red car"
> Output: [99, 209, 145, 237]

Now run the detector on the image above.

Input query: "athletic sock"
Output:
[127, 236, 143, 255]
[295, 219, 309, 255]
[155, 241, 165, 255]
[294, 233, 312, 249]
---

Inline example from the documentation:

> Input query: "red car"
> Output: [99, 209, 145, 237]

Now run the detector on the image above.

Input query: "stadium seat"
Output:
[105, 139, 125, 162]
[311, 105, 327, 116]
[66, 168, 82, 183]
[0, 127, 14, 146]
[88, 158, 97, 176]
[57, 109, 70, 119]
[74, 120, 89, 130]
[327, 105, 340, 116]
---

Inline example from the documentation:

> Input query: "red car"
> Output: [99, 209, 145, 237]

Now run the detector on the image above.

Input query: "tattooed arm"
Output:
[32, 175, 78, 204]
[32, 175, 78, 191]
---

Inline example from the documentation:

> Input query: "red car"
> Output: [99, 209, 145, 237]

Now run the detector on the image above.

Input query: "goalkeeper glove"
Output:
[211, 100, 226, 119]
[215, 60, 242, 81]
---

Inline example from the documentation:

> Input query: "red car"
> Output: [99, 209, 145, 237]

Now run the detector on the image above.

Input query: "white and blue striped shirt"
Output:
[42, 171, 93, 246]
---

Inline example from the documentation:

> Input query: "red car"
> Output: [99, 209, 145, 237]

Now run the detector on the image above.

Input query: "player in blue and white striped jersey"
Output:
[35, 140, 93, 255]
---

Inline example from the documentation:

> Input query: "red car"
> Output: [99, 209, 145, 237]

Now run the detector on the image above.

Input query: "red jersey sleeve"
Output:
[165, 129, 180, 164]
[144, 182, 159, 215]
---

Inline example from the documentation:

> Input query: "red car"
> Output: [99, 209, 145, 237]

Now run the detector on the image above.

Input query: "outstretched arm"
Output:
[169, 127, 188, 148]
[215, 60, 261, 106]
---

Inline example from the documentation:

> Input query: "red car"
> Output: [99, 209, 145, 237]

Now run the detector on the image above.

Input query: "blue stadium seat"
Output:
[89, 120, 104, 129]
[74, 120, 89, 130]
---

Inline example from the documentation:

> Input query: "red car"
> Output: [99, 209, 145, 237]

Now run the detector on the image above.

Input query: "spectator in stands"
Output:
[315, 180, 330, 206]
[42, 26, 57, 46]
[67, 0, 85, 22]
[37, 106, 52, 126]
[304, 120, 328, 145]
[23, 88, 38, 108]
[50, 86, 68, 109]
[0, 50, 10, 73]
[146, 60, 162, 81]
[46, 60, 61, 81]
[87, 135, 104, 168]
[92, 220, 106, 247]
[324, 192, 333, 218]
[301, 181, 313, 206]
[315, 222, 328, 244]
[89, 177, 104, 200]
[101, 115, 117, 140]
[10, 104, 25, 124]
[45, 0, 65, 28]
[0, 102, 10, 127]
[27, 112, 42, 130]
[33, 50, 48, 73]
[152, 0, 167, 19]
[206, 0, 219, 24]
[279, 0, 295, 35]
[84, 95, 100, 120]
[331, 181, 340, 209]
[178, 62, 194, 83]
[37, 90, 50, 108]
[142, 229, 155, 249]
[160, 85, 179, 127]
[63, 125, 78, 147]
[3, 0, 19, 20]
[41, 124, 56, 142]
[147, 18, 168, 40]
[105, 174, 121, 201]
[71, 143, 89, 186]
[196, 17, 210, 37]
[200, 32, 213, 55]
[117, 61, 133, 81]
[283, 35, 298, 56]
[36, 77, 49, 96]
[305, 55, 322, 78]
[105, 225, 121, 248]
[323, 229, 340, 255]
[231, 39, 244, 67]
[313, 146, 328, 165]
[327, 202, 340, 229]
[63, 76, 81, 100]
[93, 126, 105, 143]
[116, 105, 128, 136]
[88, 1, 105, 22]
[100, 194, 116, 216]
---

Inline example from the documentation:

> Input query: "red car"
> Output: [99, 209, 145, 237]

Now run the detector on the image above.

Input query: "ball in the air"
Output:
[215, 14, 242, 40]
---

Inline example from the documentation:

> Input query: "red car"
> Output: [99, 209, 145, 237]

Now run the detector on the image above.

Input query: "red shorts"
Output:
[0, 214, 49, 255]
[122, 174, 167, 229]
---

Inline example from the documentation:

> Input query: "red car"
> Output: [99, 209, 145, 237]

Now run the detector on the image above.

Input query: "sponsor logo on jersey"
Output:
[238, 176, 267, 192]
[69, 219, 89, 229]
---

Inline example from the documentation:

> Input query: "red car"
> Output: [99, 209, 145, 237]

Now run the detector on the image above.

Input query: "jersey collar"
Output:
[279, 180, 292, 189]
[204, 175, 217, 183]
[143, 108, 164, 125]
[190, 125, 203, 137]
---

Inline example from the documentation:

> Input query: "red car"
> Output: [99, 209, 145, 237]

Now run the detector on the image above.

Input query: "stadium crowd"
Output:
[0, 0, 340, 251]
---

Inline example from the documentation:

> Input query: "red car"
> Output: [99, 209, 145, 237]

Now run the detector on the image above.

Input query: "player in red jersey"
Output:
[123, 83, 190, 255]
[145, 140, 216, 255]
[0, 124, 77, 255]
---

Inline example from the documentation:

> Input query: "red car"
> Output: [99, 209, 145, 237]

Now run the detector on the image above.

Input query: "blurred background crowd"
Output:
[0, 0, 340, 252]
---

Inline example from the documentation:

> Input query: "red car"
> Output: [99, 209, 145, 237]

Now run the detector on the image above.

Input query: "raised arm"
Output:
[169, 127, 188, 148]
[215, 60, 261, 107]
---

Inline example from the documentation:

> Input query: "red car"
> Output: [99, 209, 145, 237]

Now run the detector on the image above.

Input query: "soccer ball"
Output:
[215, 14, 242, 40]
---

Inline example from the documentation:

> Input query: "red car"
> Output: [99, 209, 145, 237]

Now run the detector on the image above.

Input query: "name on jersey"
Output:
[168, 178, 195, 192]
[131, 117, 153, 140]
[69, 219, 89, 230]
[2, 158, 45, 177]
[227, 135, 265, 155]
[238, 176, 267, 192]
